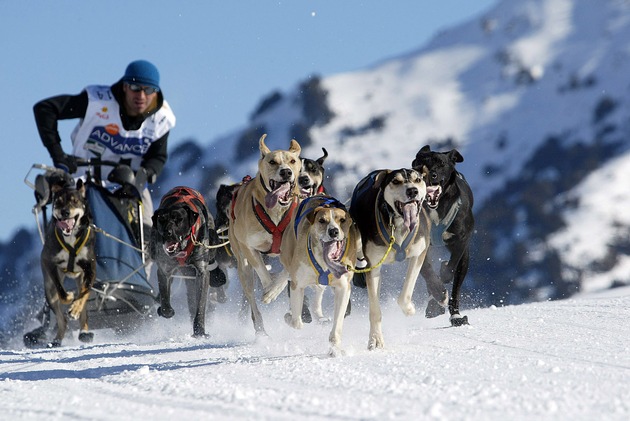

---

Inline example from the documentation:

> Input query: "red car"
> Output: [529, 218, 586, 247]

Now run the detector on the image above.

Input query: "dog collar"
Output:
[375, 196, 419, 262]
[253, 197, 297, 254]
[55, 225, 91, 273]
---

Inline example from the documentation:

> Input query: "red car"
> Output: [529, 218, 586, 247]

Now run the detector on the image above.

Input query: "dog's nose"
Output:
[298, 175, 309, 186]
[328, 227, 339, 239]
[60, 209, 71, 219]
[406, 187, 419, 199]
[280, 168, 293, 180]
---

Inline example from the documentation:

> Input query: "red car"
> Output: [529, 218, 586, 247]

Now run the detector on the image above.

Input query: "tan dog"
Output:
[280, 195, 358, 355]
[228, 134, 302, 335]
[350, 168, 431, 350]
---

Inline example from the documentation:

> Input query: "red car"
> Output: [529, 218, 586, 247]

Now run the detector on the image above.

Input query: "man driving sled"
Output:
[33, 59, 176, 225]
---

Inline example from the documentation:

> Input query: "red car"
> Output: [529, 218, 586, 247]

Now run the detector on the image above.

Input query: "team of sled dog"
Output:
[39, 134, 474, 355]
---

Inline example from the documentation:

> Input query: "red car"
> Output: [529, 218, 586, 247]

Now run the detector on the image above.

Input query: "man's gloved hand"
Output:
[54, 154, 78, 174]
[48, 143, 77, 174]
[134, 167, 149, 192]
[140, 166, 157, 183]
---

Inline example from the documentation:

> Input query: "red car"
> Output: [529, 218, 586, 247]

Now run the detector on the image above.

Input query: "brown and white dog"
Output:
[349, 168, 430, 350]
[280, 195, 358, 355]
[27, 178, 96, 347]
[228, 134, 302, 335]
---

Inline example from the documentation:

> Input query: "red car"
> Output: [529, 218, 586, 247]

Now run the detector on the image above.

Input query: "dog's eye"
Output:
[340, 217, 346, 224]
[290, 159, 296, 164]
[269, 159, 277, 166]
[392, 178, 402, 185]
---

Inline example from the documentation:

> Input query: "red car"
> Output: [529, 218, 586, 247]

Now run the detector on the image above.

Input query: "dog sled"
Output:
[23, 159, 158, 342]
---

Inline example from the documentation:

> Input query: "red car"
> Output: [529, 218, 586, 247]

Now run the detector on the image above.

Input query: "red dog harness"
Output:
[159, 186, 206, 265]
[253, 197, 297, 254]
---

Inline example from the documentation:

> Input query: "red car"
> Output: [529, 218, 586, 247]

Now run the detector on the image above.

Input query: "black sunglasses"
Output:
[126, 83, 159, 95]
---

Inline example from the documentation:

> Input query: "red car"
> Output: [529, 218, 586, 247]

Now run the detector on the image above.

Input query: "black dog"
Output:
[25, 177, 96, 347]
[298, 148, 328, 198]
[412, 145, 474, 326]
[150, 186, 226, 337]
[214, 181, 245, 270]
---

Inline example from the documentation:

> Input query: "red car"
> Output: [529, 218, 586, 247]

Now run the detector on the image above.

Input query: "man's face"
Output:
[123, 83, 158, 116]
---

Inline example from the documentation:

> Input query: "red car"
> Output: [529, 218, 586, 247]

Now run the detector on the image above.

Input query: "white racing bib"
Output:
[70, 85, 176, 180]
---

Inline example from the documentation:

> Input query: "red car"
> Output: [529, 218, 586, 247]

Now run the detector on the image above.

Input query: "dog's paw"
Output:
[425, 298, 446, 318]
[23, 327, 48, 348]
[68, 302, 84, 320]
[209, 267, 227, 287]
[398, 298, 416, 316]
[328, 345, 346, 358]
[61, 291, 75, 305]
[367, 335, 385, 351]
[47, 340, 62, 348]
[262, 280, 287, 304]
[450, 314, 469, 327]
[284, 312, 304, 329]
[157, 306, 175, 319]
[78, 331, 94, 343]
[192, 331, 209, 339]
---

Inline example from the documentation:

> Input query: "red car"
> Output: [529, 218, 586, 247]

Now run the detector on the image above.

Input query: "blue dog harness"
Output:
[294, 196, 349, 285]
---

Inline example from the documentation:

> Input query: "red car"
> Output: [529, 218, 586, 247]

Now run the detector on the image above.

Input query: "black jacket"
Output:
[33, 80, 169, 179]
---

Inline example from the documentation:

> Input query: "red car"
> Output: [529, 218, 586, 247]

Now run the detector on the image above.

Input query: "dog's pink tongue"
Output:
[402, 202, 419, 231]
[56, 218, 75, 232]
[265, 182, 291, 209]
[323, 240, 347, 279]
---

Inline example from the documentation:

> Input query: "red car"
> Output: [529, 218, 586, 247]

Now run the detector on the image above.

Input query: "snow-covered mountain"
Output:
[2, 0, 630, 343]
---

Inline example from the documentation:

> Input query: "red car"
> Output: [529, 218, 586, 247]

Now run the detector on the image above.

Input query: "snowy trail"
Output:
[1, 287, 630, 420]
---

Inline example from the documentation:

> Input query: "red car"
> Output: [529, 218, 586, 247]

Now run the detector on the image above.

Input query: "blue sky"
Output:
[0, 0, 495, 241]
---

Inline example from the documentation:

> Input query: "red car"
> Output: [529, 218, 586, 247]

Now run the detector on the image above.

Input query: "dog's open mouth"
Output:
[300, 185, 315, 198]
[56, 217, 77, 236]
[323, 239, 348, 278]
[265, 180, 294, 208]
[426, 185, 442, 209]
[164, 240, 183, 256]
[396, 200, 420, 231]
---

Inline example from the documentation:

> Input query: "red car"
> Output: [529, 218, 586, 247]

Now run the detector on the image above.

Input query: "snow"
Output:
[2, 283, 630, 420]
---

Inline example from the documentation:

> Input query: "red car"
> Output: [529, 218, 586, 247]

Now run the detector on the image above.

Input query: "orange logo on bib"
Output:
[105, 124, 119, 136]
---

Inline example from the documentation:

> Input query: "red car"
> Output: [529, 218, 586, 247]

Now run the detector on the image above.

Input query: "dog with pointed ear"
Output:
[298, 147, 329, 198]
[349, 167, 431, 350]
[24, 176, 97, 348]
[228, 134, 303, 336]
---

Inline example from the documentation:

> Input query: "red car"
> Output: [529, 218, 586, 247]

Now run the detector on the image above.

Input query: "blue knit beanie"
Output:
[122, 60, 160, 90]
